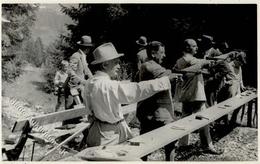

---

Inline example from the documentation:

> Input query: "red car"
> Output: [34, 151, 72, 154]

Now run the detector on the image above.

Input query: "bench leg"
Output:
[5, 121, 32, 161]
[31, 141, 36, 161]
[247, 101, 253, 127]
[253, 98, 257, 127]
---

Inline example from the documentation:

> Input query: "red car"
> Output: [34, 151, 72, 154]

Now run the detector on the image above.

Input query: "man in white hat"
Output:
[63, 35, 94, 125]
[82, 42, 178, 147]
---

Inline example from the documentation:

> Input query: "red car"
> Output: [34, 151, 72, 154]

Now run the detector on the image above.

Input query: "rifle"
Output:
[172, 69, 210, 75]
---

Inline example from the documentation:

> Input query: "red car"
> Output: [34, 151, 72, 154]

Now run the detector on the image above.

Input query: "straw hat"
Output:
[91, 42, 124, 65]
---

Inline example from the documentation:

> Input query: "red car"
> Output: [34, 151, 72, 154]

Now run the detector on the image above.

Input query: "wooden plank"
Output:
[247, 101, 253, 127]
[12, 105, 87, 132]
[80, 155, 142, 161]
[37, 124, 90, 161]
[2, 144, 16, 152]
[65, 90, 256, 161]
[28, 122, 90, 142]
[12, 103, 137, 133]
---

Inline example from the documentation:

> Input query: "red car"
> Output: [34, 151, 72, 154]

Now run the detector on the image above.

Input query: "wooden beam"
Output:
[12, 105, 87, 132]
[12, 103, 137, 133]
[65, 90, 256, 161]
[28, 122, 90, 142]
[37, 124, 90, 161]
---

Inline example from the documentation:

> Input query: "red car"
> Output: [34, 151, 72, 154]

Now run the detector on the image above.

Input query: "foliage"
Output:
[60, 4, 128, 54]
[52, 4, 256, 86]
[116, 62, 134, 81]
[23, 37, 45, 67]
[2, 4, 39, 82]
[2, 57, 26, 82]
[42, 37, 68, 93]
[58, 4, 214, 81]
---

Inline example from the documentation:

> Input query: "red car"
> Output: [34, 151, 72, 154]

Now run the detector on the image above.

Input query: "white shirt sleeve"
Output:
[108, 76, 171, 104]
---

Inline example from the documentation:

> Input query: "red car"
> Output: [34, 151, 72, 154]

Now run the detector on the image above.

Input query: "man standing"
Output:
[83, 42, 176, 149]
[136, 36, 148, 70]
[133, 36, 148, 82]
[174, 39, 223, 155]
[63, 35, 94, 125]
[137, 41, 182, 161]
[217, 52, 246, 125]
[54, 60, 69, 112]
[198, 34, 221, 59]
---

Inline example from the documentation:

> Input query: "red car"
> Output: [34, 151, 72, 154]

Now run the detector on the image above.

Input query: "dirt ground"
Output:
[2, 65, 57, 114]
[145, 126, 258, 161]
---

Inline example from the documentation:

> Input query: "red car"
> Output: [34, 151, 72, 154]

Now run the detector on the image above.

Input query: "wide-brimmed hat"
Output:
[136, 36, 148, 46]
[77, 35, 94, 47]
[91, 42, 124, 65]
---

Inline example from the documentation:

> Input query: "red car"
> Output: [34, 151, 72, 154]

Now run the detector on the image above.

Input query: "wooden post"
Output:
[4, 121, 32, 161]
[247, 101, 253, 127]
[253, 98, 257, 127]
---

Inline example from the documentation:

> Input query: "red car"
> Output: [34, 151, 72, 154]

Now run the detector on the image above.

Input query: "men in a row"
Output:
[63, 36, 227, 158]
[82, 38, 223, 158]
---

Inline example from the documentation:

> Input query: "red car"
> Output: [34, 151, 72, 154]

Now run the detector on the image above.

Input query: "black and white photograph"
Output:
[1, 2, 258, 162]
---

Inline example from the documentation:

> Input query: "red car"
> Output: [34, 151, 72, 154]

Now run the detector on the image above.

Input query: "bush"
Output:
[43, 67, 58, 93]
[42, 38, 66, 93]
[2, 57, 26, 82]
[117, 61, 134, 81]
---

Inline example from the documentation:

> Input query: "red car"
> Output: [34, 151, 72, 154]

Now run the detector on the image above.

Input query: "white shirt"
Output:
[83, 71, 171, 124]
[54, 70, 68, 86]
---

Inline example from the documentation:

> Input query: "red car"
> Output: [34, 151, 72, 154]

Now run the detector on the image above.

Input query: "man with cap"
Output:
[136, 36, 148, 70]
[82, 42, 178, 148]
[134, 36, 148, 82]
[63, 35, 94, 125]
[137, 41, 182, 161]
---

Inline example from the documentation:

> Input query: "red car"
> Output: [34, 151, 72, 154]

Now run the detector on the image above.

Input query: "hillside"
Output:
[31, 4, 74, 46]
[2, 64, 57, 114]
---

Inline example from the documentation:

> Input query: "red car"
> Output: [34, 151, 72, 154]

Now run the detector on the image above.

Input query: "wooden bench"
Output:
[2, 102, 137, 161]
[63, 89, 257, 161]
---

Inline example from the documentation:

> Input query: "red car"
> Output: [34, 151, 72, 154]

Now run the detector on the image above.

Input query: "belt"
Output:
[95, 118, 125, 125]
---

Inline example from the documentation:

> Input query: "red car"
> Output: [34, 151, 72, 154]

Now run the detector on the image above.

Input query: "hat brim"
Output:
[91, 53, 124, 65]
[77, 41, 94, 47]
[136, 40, 148, 46]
